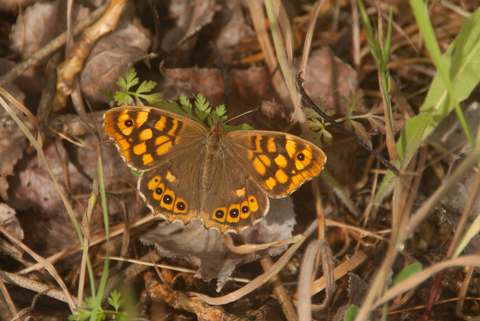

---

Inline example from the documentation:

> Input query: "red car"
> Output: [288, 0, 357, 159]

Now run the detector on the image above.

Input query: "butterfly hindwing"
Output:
[138, 162, 199, 226]
[198, 160, 270, 233]
[138, 147, 269, 234]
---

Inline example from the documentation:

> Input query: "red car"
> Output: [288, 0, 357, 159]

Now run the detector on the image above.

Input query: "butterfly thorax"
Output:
[205, 122, 224, 153]
[200, 122, 225, 192]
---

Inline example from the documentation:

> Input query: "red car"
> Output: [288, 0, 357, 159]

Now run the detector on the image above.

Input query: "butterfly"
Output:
[103, 106, 326, 233]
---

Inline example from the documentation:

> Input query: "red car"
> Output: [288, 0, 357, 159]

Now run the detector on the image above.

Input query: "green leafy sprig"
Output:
[101, 68, 163, 107]
[70, 291, 131, 321]
[103, 67, 252, 132]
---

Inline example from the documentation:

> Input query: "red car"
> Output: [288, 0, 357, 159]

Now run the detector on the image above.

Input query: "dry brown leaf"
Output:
[162, 65, 270, 115]
[6, 139, 90, 212]
[0, 84, 27, 201]
[0, 203, 23, 240]
[214, 1, 255, 64]
[0, 0, 36, 12]
[295, 47, 358, 116]
[161, 0, 215, 56]
[140, 197, 296, 291]
[9, 2, 90, 63]
[80, 18, 153, 105]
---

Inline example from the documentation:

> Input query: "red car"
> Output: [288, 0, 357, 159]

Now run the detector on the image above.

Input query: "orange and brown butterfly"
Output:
[103, 103, 326, 234]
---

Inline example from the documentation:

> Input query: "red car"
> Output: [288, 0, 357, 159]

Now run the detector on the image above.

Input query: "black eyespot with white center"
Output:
[177, 202, 186, 211]
[155, 187, 163, 195]
[163, 195, 173, 204]
[215, 209, 225, 219]
[125, 119, 134, 127]
[242, 206, 249, 213]
[297, 153, 305, 161]
[230, 209, 239, 218]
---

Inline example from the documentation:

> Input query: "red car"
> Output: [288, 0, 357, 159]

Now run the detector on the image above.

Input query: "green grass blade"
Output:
[343, 305, 359, 321]
[412, 0, 478, 145]
[373, 113, 431, 206]
[373, 7, 480, 211]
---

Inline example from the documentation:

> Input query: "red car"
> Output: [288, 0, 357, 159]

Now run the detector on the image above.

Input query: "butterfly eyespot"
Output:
[230, 209, 239, 218]
[163, 195, 173, 204]
[242, 206, 249, 213]
[215, 209, 225, 218]
[155, 187, 163, 195]
[177, 202, 186, 210]
[124, 119, 134, 127]
[297, 152, 305, 161]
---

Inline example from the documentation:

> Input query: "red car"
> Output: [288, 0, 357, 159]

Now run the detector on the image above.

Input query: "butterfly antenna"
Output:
[224, 109, 257, 124]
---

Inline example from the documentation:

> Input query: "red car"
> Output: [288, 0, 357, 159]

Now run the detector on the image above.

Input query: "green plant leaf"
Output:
[108, 290, 123, 311]
[454, 207, 480, 257]
[345, 119, 372, 149]
[374, 113, 431, 206]
[417, 5, 480, 140]
[111, 68, 162, 107]
[396, 113, 431, 167]
[344, 305, 359, 321]
[224, 123, 253, 133]
[392, 263, 422, 286]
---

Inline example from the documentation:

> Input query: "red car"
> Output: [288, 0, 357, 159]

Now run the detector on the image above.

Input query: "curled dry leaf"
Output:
[80, 18, 153, 105]
[140, 197, 296, 291]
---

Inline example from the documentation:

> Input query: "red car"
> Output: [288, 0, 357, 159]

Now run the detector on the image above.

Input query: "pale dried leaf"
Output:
[140, 197, 296, 291]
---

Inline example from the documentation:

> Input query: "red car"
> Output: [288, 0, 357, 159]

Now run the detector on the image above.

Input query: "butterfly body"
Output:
[104, 106, 326, 233]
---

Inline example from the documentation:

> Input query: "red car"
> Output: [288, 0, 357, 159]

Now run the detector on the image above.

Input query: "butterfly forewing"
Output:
[103, 106, 207, 171]
[226, 130, 326, 198]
